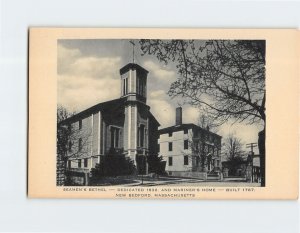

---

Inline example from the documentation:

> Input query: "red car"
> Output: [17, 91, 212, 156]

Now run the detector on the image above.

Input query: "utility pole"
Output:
[246, 143, 257, 182]
[246, 143, 257, 153]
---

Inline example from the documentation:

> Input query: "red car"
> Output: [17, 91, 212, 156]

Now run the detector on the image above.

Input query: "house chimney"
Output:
[175, 107, 182, 125]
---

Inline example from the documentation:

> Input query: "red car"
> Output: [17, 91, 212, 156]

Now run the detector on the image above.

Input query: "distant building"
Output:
[251, 154, 261, 182]
[59, 63, 160, 175]
[158, 107, 222, 178]
[222, 153, 261, 183]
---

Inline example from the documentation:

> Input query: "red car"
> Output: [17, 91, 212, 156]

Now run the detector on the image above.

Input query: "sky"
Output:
[57, 39, 263, 154]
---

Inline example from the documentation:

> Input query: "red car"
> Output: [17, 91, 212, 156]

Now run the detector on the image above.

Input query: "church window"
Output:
[110, 126, 120, 149]
[123, 77, 128, 95]
[138, 77, 145, 97]
[79, 119, 82, 130]
[139, 124, 145, 147]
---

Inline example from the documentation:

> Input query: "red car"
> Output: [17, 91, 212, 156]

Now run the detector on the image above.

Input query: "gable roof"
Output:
[59, 98, 126, 125]
[59, 97, 160, 127]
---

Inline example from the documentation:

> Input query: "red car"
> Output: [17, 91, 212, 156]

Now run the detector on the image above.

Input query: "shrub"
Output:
[90, 148, 136, 181]
[147, 154, 167, 175]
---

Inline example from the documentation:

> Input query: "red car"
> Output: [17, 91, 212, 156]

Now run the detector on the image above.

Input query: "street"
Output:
[116, 176, 261, 187]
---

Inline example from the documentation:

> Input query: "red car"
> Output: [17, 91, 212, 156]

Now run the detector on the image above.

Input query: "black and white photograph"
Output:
[56, 39, 266, 187]
[1, 0, 300, 232]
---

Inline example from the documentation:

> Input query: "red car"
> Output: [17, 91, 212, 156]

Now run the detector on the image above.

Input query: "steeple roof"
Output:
[119, 63, 149, 75]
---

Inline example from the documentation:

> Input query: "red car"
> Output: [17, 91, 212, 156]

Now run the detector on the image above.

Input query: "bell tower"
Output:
[120, 63, 149, 168]
[120, 63, 148, 103]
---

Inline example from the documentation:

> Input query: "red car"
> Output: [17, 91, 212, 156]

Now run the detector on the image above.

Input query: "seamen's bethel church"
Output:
[60, 63, 160, 175]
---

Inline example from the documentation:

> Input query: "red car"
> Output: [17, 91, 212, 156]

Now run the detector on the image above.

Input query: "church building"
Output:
[60, 63, 160, 174]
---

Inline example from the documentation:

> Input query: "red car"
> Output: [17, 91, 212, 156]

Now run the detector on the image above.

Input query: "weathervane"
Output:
[129, 40, 135, 63]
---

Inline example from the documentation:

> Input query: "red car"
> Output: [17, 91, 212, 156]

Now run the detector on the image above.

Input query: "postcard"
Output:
[28, 28, 299, 199]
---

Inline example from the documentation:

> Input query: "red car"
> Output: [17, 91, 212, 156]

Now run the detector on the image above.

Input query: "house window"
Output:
[78, 159, 82, 168]
[184, 155, 189, 165]
[168, 157, 173, 166]
[184, 128, 188, 134]
[84, 158, 88, 168]
[168, 132, 172, 137]
[157, 144, 160, 153]
[68, 141, 72, 152]
[196, 156, 200, 166]
[217, 160, 220, 167]
[168, 142, 173, 151]
[67, 160, 71, 168]
[79, 119, 82, 130]
[78, 138, 82, 152]
[184, 140, 189, 150]
[194, 130, 198, 138]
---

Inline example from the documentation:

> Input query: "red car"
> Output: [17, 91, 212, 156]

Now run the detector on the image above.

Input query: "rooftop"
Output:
[158, 123, 222, 138]
[59, 97, 159, 126]
[119, 63, 149, 75]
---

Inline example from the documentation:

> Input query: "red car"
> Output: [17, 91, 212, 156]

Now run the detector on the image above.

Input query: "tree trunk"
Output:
[258, 128, 265, 187]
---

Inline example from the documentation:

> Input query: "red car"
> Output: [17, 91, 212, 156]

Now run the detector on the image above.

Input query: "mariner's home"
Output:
[158, 107, 222, 179]
[60, 63, 160, 175]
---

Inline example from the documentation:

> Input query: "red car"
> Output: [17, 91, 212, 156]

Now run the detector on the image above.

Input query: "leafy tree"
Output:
[139, 39, 265, 185]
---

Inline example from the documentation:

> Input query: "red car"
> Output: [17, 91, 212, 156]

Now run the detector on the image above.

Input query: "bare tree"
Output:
[224, 134, 245, 161]
[222, 134, 246, 176]
[197, 113, 218, 133]
[183, 126, 220, 173]
[56, 105, 92, 186]
[139, 39, 266, 186]
[140, 40, 265, 125]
